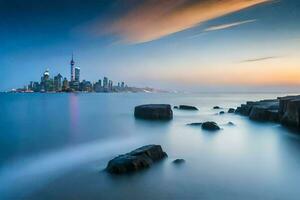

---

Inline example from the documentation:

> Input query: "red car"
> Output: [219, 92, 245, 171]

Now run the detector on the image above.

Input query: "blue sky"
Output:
[0, 0, 300, 92]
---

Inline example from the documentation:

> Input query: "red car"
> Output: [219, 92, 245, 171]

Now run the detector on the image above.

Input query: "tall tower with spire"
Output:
[70, 53, 75, 81]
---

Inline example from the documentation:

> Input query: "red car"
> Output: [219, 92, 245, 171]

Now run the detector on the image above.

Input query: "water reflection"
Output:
[69, 94, 80, 140]
[1, 93, 300, 199]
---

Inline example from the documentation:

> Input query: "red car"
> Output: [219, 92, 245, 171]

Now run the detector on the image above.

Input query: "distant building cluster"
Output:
[14, 55, 129, 93]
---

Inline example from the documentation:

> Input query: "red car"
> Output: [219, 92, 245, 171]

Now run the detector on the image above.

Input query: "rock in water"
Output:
[178, 105, 198, 110]
[219, 111, 225, 115]
[213, 106, 221, 109]
[134, 104, 173, 120]
[227, 122, 235, 126]
[228, 108, 235, 113]
[173, 106, 179, 109]
[279, 96, 300, 127]
[106, 145, 168, 174]
[173, 159, 185, 164]
[187, 122, 202, 126]
[201, 121, 220, 131]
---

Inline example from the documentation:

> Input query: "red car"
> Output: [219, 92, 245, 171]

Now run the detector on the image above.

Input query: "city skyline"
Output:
[1, 0, 300, 92]
[12, 55, 130, 93]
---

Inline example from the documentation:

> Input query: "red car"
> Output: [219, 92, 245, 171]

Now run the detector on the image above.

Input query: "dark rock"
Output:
[174, 106, 179, 109]
[235, 104, 253, 116]
[228, 108, 235, 113]
[187, 122, 202, 126]
[213, 106, 221, 109]
[173, 159, 185, 164]
[236, 99, 279, 117]
[201, 121, 220, 131]
[106, 145, 167, 174]
[227, 122, 235, 126]
[235, 96, 300, 129]
[179, 105, 198, 110]
[280, 99, 300, 127]
[134, 104, 173, 120]
[219, 111, 225, 115]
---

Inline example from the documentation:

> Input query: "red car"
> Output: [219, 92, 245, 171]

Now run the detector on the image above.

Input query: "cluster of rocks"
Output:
[107, 103, 238, 175]
[235, 95, 300, 128]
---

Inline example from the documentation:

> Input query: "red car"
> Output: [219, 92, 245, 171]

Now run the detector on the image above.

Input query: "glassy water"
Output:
[1, 93, 300, 199]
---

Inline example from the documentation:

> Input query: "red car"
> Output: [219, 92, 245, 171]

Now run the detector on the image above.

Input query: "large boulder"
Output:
[234, 99, 279, 122]
[280, 99, 300, 127]
[134, 104, 173, 120]
[201, 121, 220, 131]
[249, 106, 279, 122]
[106, 145, 167, 174]
[178, 105, 198, 110]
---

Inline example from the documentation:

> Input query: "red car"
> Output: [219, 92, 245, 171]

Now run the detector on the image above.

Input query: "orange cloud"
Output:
[88, 0, 270, 43]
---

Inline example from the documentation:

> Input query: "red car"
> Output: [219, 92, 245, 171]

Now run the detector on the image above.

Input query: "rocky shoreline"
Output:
[235, 95, 300, 128]
[107, 97, 300, 175]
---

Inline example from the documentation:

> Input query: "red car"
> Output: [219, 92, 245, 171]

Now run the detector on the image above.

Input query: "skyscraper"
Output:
[103, 77, 108, 88]
[75, 67, 80, 82]
[70, 54, 75, 81]
[62, 77, 69, 91]
[54, 73, 63, 91]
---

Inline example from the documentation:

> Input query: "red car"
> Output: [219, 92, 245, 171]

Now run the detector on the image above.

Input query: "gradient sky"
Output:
[0, 0, 300, 92]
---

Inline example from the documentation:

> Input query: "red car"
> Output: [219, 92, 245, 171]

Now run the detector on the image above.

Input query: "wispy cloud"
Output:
[240, 56, 281, 63]
[85, 0, 271, 44]
[204, 19, 257, 32]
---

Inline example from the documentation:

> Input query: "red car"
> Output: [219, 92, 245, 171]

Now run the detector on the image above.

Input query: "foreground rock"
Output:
[235, 95, 300, 129]
[201, 121, 220, 131]
[134, 104, 173, 120]
[178, 105, 198, 110]
[106, 145, 167, 174]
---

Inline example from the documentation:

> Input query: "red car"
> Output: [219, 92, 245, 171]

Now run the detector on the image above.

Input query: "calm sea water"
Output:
[1, 92, 300, 199]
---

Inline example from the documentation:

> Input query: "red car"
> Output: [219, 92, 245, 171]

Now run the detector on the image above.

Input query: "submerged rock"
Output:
[201, 121, 220, 131]
[227, 122, 235, 126]
[173, 159, 185, 164]
[106, 145, 167, 174]
[134, 104, 173, 120]
[178, 105, 198, 110]
[213, 106, 221, 109]
[228, 108, 235, 113]
[219, 111, 225, 115]
[187, 122, 202, 126]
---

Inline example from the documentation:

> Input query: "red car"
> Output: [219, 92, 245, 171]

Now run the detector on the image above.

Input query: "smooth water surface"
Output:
[1, 93, 300, 200]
